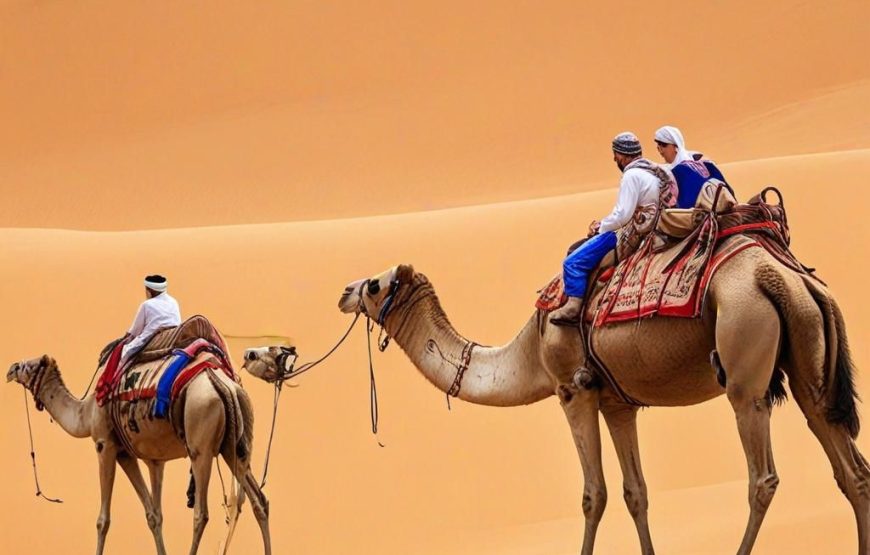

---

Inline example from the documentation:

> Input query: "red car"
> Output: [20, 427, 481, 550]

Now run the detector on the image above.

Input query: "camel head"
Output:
[338, 264, 415, 322]
[7, 354, 54, 391]
[242, 346, 298, 383]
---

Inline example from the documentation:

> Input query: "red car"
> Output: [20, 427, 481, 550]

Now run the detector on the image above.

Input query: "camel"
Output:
[7, 352, 273, 555]
[316, 259, 865, 554]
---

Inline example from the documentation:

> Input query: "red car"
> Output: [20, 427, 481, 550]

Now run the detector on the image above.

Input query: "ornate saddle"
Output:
[95, 315, 234, 407]
[99, 315, 230, 367]
[537, 185, 812, 321]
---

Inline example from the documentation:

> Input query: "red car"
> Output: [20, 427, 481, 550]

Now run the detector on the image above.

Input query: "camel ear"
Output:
[39, 354, 51, 368]
[396, 264, 415, 283]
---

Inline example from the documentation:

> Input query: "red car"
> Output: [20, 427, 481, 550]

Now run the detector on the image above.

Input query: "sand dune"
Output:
[2, 1, 869, 230]
[3, 1, 870, 553]
[2, 149, 869, 554]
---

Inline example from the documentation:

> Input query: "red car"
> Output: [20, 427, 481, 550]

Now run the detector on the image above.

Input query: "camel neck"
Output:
[35, 364, 92, 439]
[385, 281, 554, 407]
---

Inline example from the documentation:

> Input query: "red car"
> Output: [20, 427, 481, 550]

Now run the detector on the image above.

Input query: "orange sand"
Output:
[1, 2, 869, 554]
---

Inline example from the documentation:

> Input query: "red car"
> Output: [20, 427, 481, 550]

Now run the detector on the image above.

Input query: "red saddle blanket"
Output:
[96, 338, 234, 406]
[536, 227, 760, 325]
[589, 233, 757, 325]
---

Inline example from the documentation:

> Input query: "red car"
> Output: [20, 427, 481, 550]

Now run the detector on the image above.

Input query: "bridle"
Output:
[358, 277, 402, 352]
[16, 359, 49, 411]
[358, 278, 401, 324]
[358, 274, 477, 408]
[273, 348, 298, 381]
[13, 359, 62, 503]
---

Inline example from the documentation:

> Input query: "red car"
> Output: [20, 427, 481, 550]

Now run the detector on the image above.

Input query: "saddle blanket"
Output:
[536, 230, 759, 325]
[590, 233, 758, 325]
[96, 338, 234, 412]
[535, 267, 614, 312]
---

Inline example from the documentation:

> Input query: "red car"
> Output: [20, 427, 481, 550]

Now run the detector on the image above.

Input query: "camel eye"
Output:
[245, 351, 257, 362]
[368, 280, 381, 296]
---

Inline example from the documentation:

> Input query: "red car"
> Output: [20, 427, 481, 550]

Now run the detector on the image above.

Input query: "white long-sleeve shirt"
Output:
[598, 159, 665, 233]
[121, 292, 182, 360]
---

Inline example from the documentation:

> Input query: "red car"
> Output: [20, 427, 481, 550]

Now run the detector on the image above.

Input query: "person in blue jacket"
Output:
[654, 126, 729, 208]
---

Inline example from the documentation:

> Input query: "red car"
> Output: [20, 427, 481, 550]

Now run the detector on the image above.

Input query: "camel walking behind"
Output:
[7, 353, 273, 555]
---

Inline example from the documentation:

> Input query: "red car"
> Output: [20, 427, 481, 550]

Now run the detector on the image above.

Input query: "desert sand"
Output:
[1, 2, 869, 554]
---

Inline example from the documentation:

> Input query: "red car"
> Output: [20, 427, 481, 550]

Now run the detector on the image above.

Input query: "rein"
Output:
[364, 276, 475, 411]
[259, 312, 368, 488]
[20, 375, 63, 504]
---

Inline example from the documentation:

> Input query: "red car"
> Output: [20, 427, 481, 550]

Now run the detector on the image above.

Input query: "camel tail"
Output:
[800, 276, 861, 438]
[207, 371, 256, 554]
[235, 385, 255, 459]
[757, 263, 860, 437]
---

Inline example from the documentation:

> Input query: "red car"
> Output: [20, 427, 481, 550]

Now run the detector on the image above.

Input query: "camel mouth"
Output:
[6, 361, 21, 383]
[338, 295, 359, 314]
[338, 278, 367, 314]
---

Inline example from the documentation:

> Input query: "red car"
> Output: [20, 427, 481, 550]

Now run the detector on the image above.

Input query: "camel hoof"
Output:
[573, 367, 597, 389]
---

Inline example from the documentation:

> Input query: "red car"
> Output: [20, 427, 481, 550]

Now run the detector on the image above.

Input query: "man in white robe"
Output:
[550, 132, 674, 325]
[121, 275, 182, 365]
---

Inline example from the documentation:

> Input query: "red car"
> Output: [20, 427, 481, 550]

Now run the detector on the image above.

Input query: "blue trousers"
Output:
[563, 231, 617, 297]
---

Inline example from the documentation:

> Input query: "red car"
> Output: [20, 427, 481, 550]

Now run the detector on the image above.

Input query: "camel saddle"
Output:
[536, 185, 817, 324]
[95, 315, 235, 408]
[99, 314, 230, 367]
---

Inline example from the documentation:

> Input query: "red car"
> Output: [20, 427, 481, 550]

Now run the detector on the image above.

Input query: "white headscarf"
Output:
[654, 126, 697, 167]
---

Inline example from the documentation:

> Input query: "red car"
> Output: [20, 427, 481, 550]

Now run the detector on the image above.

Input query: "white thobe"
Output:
[598, 159, 667, 233]
[121, 292, 182, 361]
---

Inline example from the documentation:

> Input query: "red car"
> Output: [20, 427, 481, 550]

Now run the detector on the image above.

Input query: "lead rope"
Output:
[22, 388, 62, 504]
[259, 312, 366, 489]
[79, 367, 100, 400]
[366, 318, 385, 447]
[259, 378, 283, 489]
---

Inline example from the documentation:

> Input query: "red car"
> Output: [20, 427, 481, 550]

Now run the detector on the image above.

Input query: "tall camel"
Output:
[7, 353, 272, 555]
[322, 258, 866, 555]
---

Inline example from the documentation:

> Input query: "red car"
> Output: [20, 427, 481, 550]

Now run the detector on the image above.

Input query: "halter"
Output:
[357, 278, 402, 351]
[19, 360, 49, 411]
[376, 279, 401, 326]
[360, 275, 477, 407]
[14, 360, 62, 503]
[273, 348, 298, 381]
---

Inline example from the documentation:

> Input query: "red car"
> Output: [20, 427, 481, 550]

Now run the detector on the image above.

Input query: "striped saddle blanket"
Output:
[536, 224, 761, 325]
[537, 187, 814, 325]
[97, 338, 235, 417]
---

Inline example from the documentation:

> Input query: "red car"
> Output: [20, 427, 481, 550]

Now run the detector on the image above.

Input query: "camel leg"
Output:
[558, 384, 606, 555]
[717, 293, 781, 555]
[602, 402, 655, 555]
[117, 454, 167, 555]
[146, 461, 166, 542]
[188, 453, 213, 555]
[224, 451, 272, 555]
[95, 444, 118, 555]
[788, 376, 870, 554]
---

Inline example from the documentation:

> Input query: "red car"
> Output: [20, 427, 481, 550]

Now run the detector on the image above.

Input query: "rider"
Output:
[120, 275, 181, 366]
[654, 125, 729, 208]
[550, 132, 676, 326]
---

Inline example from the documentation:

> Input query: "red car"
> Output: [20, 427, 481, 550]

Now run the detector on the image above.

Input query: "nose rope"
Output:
[22, 387, 63, 504]
[258, 312, 363, 488]
[365, 318, 385, 447]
